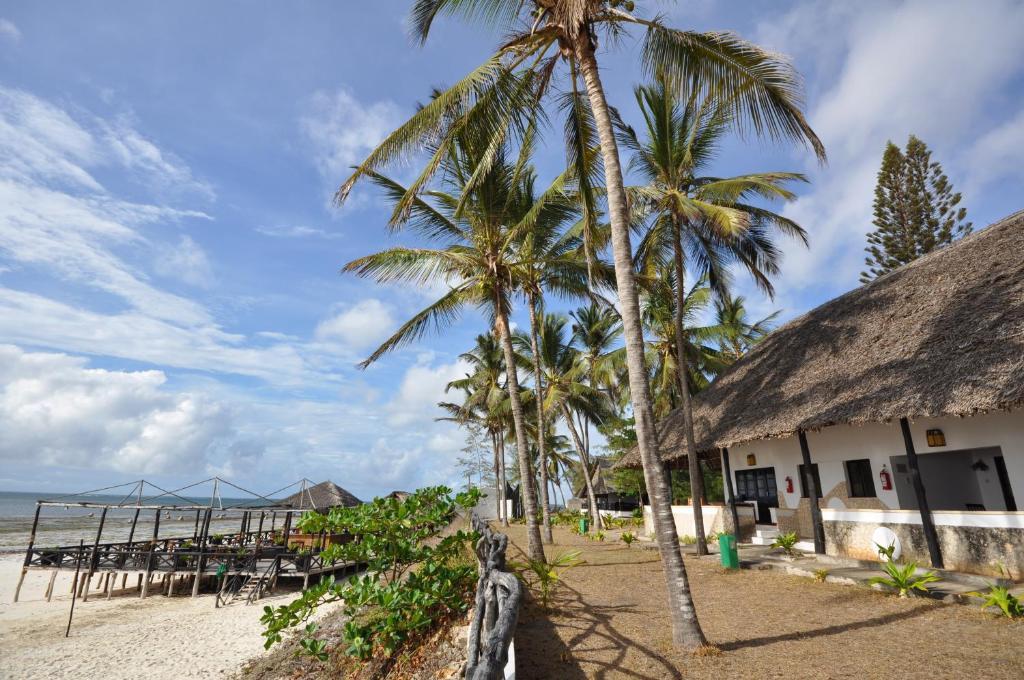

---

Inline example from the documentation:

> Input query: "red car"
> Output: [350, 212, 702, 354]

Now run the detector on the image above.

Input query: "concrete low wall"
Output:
[821, 508, 1024, 578]
[643, 503, 756, 541]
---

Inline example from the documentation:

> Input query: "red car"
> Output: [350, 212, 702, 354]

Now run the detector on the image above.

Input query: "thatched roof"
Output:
[617, 210, 1024, 469]
[280, 481, 362, 510]
[574, 459, 613, 498]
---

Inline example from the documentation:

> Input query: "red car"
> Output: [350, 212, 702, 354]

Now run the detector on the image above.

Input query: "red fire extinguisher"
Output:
[879, 465, 892, 491]
[785, 476, 794, 493]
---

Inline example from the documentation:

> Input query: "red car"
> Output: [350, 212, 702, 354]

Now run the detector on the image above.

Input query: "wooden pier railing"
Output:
[466, 514, 520, 680]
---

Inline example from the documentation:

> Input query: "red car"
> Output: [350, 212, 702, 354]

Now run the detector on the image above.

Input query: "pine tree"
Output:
[861, 135, 971, 283]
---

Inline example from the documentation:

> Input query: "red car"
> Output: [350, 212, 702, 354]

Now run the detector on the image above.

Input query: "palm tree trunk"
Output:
[490, 429, 504, 524]
[495, 304, 545, 562]
[672, 220, 708, 556]
[576, 36, 707, 649]
[527, 294, 553, 544]
[561, 404, 603, 531]
[497, 429, 509, 527]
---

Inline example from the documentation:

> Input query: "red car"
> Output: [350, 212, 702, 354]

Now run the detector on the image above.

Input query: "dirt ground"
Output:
[504, 525, 1023, 680]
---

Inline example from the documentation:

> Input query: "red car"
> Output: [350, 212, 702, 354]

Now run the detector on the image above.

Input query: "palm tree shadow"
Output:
[719, 603, 934, 651]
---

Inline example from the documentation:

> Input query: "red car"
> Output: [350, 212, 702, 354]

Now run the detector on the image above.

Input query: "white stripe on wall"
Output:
[821, 508, 1024, 529]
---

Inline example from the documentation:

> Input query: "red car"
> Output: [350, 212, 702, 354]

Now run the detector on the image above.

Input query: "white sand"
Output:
[0, 556, 334, 680]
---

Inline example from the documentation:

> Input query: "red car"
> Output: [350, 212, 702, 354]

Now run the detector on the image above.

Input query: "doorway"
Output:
[735, 467, 778, 524]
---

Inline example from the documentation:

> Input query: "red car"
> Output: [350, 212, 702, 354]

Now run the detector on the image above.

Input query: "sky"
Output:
[1, 0, 1022, 499]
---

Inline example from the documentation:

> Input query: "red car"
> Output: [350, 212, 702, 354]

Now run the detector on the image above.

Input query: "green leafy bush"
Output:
[621, 532, 636, 548]
[679, 535, 696, 545]
[813, 568, 829, 583]
[771, 531, 800, 556]
[511, 550, 583, 609]
[261, 486, 480, 662]
[594, 531, 605, 542]
[967, 567, 1023, 618]
[705, 531, 719, 544]
[869, 561, 940, 597]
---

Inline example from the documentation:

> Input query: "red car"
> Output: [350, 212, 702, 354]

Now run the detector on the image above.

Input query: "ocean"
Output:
[0, 490, 277, 554]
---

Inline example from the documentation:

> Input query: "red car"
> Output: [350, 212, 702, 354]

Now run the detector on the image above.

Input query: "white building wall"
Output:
[724, 410, 1024, 515]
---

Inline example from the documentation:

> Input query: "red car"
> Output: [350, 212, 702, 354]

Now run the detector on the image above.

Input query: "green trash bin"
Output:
[579, 517, 590, 534]
[719, 534, 739, 570]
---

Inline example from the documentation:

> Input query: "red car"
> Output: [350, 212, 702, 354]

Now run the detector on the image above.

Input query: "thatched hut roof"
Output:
[617, 210, 1024, 469]
[574, 459, 613, 498]
[280, 481, 362, 510]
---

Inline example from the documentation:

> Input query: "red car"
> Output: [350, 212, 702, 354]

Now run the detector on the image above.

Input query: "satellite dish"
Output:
[871, 526, 901, 560]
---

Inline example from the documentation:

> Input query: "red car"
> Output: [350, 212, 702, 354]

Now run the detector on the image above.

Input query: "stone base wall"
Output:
[824, 520, 1024, 578]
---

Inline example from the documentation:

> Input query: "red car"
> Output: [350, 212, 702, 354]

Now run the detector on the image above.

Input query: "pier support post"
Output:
[46, 569, 57, 601]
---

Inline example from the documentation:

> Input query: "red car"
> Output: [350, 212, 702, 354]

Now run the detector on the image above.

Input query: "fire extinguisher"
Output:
[879, 464, 892, 491]
[785, 476, 794, 493]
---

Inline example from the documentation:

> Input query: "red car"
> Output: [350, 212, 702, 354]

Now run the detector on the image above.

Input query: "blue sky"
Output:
[1, 1, 1022, 499]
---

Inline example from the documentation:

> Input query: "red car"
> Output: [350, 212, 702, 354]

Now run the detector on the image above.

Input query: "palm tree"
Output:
[343, 131, 569, 563]
[532, 313, 610, 529]
[442, 332, 513, 524]
[513, 177, 591, 543]
[619, 75, 808, 555]
[641, 274, 730, 418]
[715, 294, 778, 363]
[343, 0, 825, 649]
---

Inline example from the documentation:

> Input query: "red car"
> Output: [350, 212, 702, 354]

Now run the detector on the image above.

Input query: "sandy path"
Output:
[0, 557, 333, 680]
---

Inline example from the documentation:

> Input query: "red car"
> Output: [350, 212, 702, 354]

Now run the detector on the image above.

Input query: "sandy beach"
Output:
[0, 556, 333, 680]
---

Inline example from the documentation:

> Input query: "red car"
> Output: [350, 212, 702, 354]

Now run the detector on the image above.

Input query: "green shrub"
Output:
[262, 486, 480, 661]
[594, 531, 605, 542]
[621, 531, 636, 548]
[680, 535, 696, 545]
[631, 507, 643, 519]
[869, 561, 940, 597]
[771, 531, 800, 557]
[813, 568, 829, 583]
[511, 550, 583, 609]
[705, 531, 719, 544]
[967, 567, 1023, 619]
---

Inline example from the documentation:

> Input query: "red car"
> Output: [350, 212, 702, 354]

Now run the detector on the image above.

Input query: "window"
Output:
[798, 463, 821, 498]
[845, 459, 876, 498]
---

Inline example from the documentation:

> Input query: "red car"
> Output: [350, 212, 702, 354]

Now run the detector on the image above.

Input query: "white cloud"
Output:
[965, 109, 1024, 193]
[154, 235, 215, 288]
[299, 88, 401, 187]
[256, 224, 342, 239]
[315, 298, 396, 351]
[387, 356, 471, 427]
[101, 115, 216, 200]
[0, 345, 242, 474]
[0, 19, 19, 44]
[751, 0, 1024, 305]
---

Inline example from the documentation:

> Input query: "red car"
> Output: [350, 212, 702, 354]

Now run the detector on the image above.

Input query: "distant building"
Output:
[571, 459, 639, 514]
[280, 480, 362, 513]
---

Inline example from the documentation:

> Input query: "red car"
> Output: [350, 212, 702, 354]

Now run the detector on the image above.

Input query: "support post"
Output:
[721, 448, 741, 539]
[797, 430, 826, 555]
[46, 569, 57, 602]
[281, 511, 293, 550]
[256, 512, 265, 550]
[899, 417, 944, 568]
[141, 509, 160, 599]
[192, 507, 212, 598]
[83, 507, 108, 602]
[14, 503, 43, 603]
[192, 509, 201, 543]
[124, 507, 141, 570]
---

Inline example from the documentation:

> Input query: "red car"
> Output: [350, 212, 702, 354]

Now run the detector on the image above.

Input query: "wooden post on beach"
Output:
[141, 509, 160, 599]
[65, 540, 84, 637]
[45, 570, 57, 602]
[256, 512, 265, 549]
[192, 507, 212, 598]
[192, 509, 201, 543]
[167, 572, 176, 597]
[82, 507, 108, 603]
[14, 503, 42, 603]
